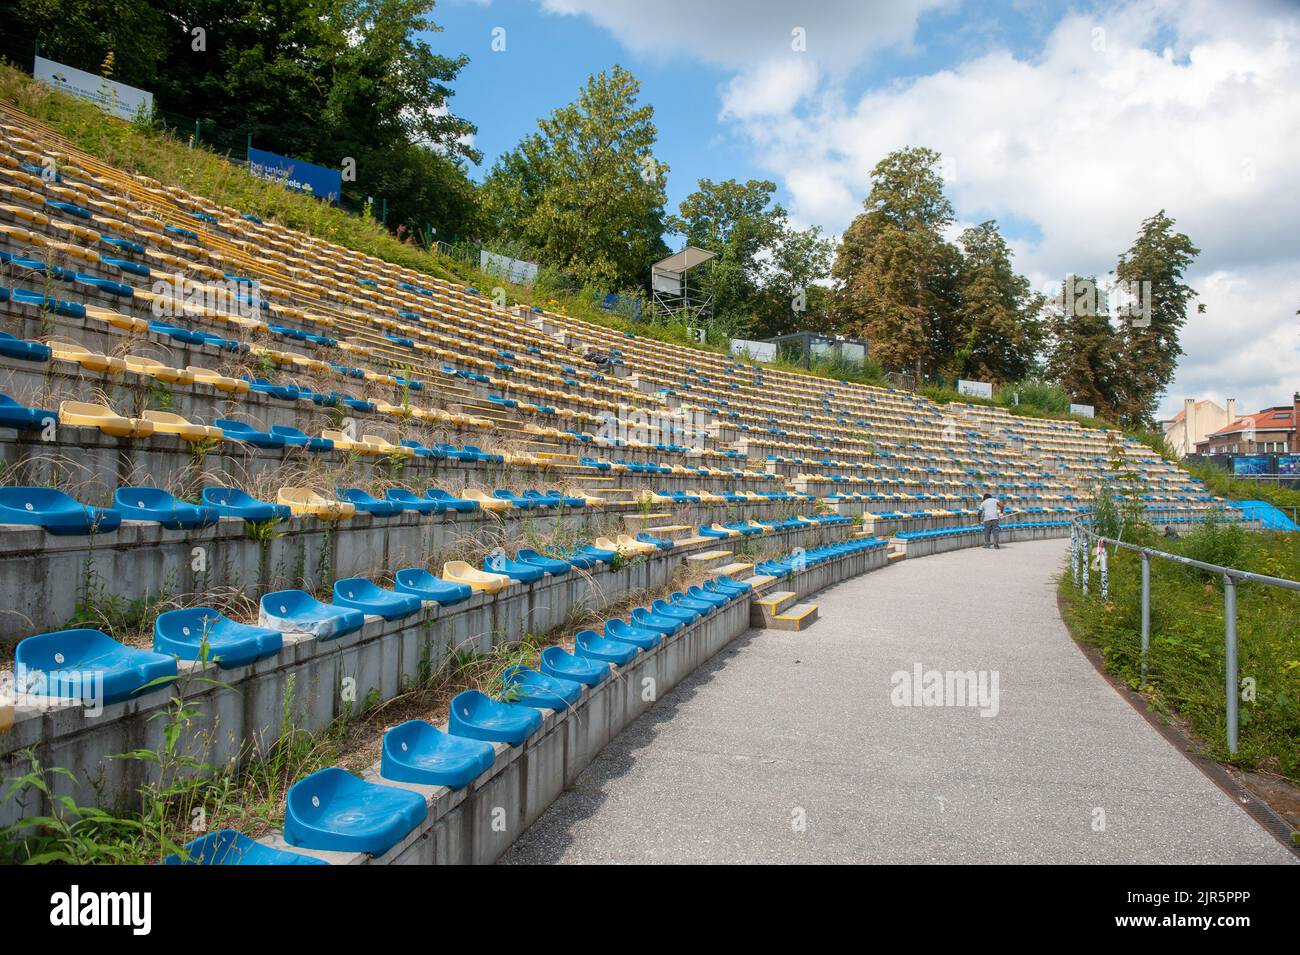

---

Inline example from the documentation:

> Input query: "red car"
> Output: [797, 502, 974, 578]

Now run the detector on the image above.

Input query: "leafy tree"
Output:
[832, 147, 963, 376]
[752, 223, 835, 338]
[1044, 275, 1120, 420]
[953, 220, 1045, 383]
[479, 65, 670, 290]
[9, 0, 481, 240]
[1112, 210, 1200, 426]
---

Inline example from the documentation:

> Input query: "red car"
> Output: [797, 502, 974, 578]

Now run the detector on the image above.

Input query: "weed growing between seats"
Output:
[0, 563, 723, 863]
[1059, 518, 1300, 783]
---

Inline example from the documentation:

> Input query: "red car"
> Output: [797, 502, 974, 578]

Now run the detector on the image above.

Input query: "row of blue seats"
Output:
[697, 514, 851, 539]
[9, 536, 640, 690]
[0, 482, 588, 533]
[167, 576, 758, 863]
[753, 537, 887, 576]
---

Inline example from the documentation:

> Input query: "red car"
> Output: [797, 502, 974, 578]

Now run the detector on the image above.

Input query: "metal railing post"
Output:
[1139, 553, 1150, 688]
[1100, 543, 1109, 600]
[1082, 537, 1090, 595]
[1223, 573, 1239, 755]
[1071, 525, 1080, 588]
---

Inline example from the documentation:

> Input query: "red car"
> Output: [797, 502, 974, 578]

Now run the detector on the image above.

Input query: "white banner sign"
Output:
[958, 379, 994, 399]
[1070, 403, 1096, 418]
[34, 56, 153, 122]
[730, 338, 777, 363]
[480, 250, 539, 287]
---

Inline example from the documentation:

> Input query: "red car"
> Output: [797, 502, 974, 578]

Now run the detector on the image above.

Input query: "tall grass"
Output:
[1060, 520, 1300, 781]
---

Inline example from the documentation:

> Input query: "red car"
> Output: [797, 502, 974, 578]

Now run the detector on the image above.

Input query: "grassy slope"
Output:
[1059, 519, 1300, 782]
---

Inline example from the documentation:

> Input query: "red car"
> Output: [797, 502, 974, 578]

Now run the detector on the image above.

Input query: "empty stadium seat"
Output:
[154, 607, 282, 668]
[392, 567, 472, 606]
[500, 665, 583, 710]
[259, 590, 365, 640]
[166, 829, 328, 866]
[113, 486, 220, 529]
[284, 767, 427, 856]
[332, 578, 422, 620]
[0, 486, 122, 534]
[574, 629, 639, 666]
[448, 689, 543, 744]
[380, 720, 495, 789]
[539, 645, 610, 686]
[15, 628, 176, 704]
[201, 486, 290, 523]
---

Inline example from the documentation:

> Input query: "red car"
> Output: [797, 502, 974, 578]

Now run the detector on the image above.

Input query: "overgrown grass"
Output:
[1060, 519, 1300, 781]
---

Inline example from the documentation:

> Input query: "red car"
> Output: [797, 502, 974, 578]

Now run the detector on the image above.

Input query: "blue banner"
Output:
[247, 147, 341, 203]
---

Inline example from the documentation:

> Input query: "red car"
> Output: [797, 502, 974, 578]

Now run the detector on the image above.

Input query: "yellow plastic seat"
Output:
[83, 304, 149, 333]
[615, 534, 658, 556]
[689, 488, 727, 504]
[709, 523, 741, 539]
[58, 400, 154, 438]
[461, 489, 512, 512]
[50, 341, 127, 375]
[141, 410, 222, 442]
[361, 434, 413, 457]
[125, 355, 195, 385]
[442, 561, 515, 594]
[277, 487, 355, 521]
[187, 366, 250, 394]
[321, 429, 365, 453]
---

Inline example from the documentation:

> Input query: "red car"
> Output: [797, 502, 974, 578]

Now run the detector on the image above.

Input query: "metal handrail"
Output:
[1069, 521, 1300, 754]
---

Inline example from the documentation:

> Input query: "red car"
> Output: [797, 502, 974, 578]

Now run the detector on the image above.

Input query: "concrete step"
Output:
[711, 561, 755, 579]
[621, 512, 675, 528]
[641, 523, 695, 541]
[685, 550, 735, 568]
[770, 602, 819, 631]
[750, 590, 798, 627]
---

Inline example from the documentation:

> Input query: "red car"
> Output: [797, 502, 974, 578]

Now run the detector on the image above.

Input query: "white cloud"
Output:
[540, 0, 1299, 420]
[712, 0, 1300, 418]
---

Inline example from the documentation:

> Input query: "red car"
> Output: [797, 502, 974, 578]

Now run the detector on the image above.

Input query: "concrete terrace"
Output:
[502, 539, 1295, 865]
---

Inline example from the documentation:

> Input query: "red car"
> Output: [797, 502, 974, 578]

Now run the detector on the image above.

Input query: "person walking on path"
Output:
[979, 493, 1002, 549]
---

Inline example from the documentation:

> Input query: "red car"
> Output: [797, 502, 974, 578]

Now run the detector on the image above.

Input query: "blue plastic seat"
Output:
[393, 567, 472, 606]
[381, 720, 495, 789]
[500, 665, 583, 710]
[604, 618, 662, 651]
[540, 645, 609, 686]
[630, 607, 684, 636]
[425, 488, 478, 513]
[284, 767, 427, 856]
[332, 578, 422, 620]
[652, 598, 699, 624]
[521, 489, 561, 508]
[214, 419, 285, 449]
[635, 532, 674, 551]
[166, 830, 328, 866]
[260, 590, 365, 640]
[113, 486, 220, 529]
[0, 331, 52, 362]
[667, 592, 715, 615]
[574, 629, 639, 666]
[270, 425, 333, 452]
[383, 488, 440, 514]
[15, 628, 176, 704]
[515, 548, 571, 575]
[492, 489, 532, 509]
[0, 394, 55, 430]
[687, 584, 730, 607]
[0, 486, 121, 534]
[711, 575, 752, 594]
[398, 440, 437, 458]
[201, 486, 290, 523]
[336, 488, 402, 518]
[448, 689, 543, 745]
[483, 553, 545, 584]
[154, 607, 282, 668]
[577, 543, 617, 563]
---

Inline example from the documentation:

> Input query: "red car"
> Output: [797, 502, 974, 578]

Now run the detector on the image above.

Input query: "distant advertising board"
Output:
[1232, 455, 1270, 476]
[730, 339, 777, 363]
[1069, 403, 1096, 417]
[958, 379, 993, 399]
[1277, 455, 1300, 476]
[247, 147, 341, 203]
[34, 56, 153, 122]
[480, 250, 539, 286]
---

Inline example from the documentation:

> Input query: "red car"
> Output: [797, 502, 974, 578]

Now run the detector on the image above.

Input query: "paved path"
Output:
[501, 539, 1294, 864]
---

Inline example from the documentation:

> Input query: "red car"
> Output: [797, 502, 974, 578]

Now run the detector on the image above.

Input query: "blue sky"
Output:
[422, 0, 1299, 419]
